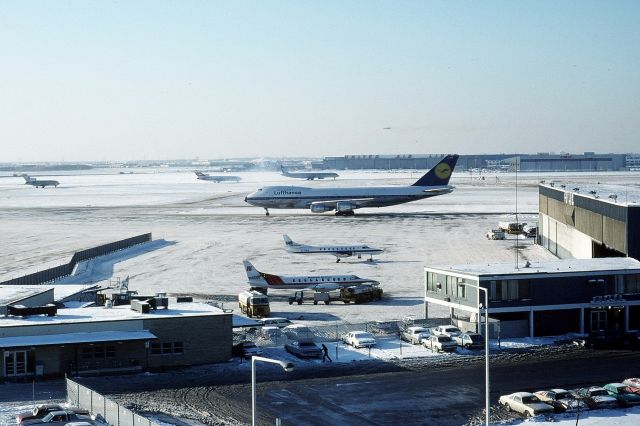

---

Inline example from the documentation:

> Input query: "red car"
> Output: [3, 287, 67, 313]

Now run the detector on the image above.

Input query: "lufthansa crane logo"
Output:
[435, 163, 452, 179]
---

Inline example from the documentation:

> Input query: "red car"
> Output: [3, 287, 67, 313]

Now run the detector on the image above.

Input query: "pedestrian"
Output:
[321, 343, 332, 363]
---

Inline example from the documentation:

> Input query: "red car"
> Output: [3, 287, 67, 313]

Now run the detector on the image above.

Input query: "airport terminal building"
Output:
[539, 184, 640, 259]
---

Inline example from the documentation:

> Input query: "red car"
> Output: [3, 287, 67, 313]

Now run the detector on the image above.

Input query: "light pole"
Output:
[251, 356, 294, 426]
[464, 283, 490, 426]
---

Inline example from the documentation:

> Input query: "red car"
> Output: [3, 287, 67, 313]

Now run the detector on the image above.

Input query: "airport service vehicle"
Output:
[343, 331, 376, 348]
[523, 224, 538, 238]
[238, 290, 270, 318]
[288, 290, 331, 305]
[454, 333, 484, 350]
[498, 222, 526, 234]
[243, 260, 379, 293]
[245, 154, 459, 216]
[574, 387, 619, 409]
[485, 229, 506, 240]
[194, 171, 241, 182]
[623, 378, 640, 394]
[285, 340, 323, 359]
[21, 410, 93, 426]
[259, 317, 292, 328]
[232, 341, 263, 359]
[339, 285, 383, 304]
[432, 325, 462, 338]
[283, 235, 383, 262]
[22, 175, 60, 188]
[423, 335, 457, 352]
[400, 326, 431, 344]
[603, 383, 640, 407]
[533, 389, 589, 413]
[499, 392, 554, 417]
[281, 165, 338, 181]
[16, 405, 89, 424]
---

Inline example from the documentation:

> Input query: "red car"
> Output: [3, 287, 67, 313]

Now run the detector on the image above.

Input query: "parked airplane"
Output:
[22, 175, 60, 188]
[194, 171, 241, 183]
[283, 235, 383, 262]
[242, 259, 379, 292]
[245, 154, 459, 216]
[281, 165, 339, 181]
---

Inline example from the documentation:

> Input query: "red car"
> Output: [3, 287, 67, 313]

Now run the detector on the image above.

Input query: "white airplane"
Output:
[194, 171, 241, 183]
[22, 175, 60, 188]
[283, 235, 383, 263]
[281, 165, 339, 180]
[242, 259, 379, 292]
[246, 154, 459, 216]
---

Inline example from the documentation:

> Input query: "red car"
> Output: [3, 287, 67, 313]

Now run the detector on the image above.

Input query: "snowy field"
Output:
[2, 168, 640, 424]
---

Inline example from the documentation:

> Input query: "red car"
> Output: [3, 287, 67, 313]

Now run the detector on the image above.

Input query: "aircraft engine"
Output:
[336, 201, 357, 212]
[310, 204, 334, 213]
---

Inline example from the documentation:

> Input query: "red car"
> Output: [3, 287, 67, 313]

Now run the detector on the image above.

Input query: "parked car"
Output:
[486, 229, 506, 240]
[283, 324, 315, 340]
[499, 392, 554, 417]
[431, 325, 462, 338]
[454, 333, 484, 350]
[584, 330, 625, 349]
[342, 331, 376, 348]
[574, 387, 619, 409]
[603, 383, 640, 407]
[259, 317, 292, 328]
[623, 378, 640, 394]
[16, 405, 89, 425]
[534, 389, 589, 413]
[232, 341, 263, 359]
[259, 326, 283, 340]
[21, 410, 93, 426]
[401, 326, 430, 344]
[285, 339, 323, 358]
[423, 335, 457, 352]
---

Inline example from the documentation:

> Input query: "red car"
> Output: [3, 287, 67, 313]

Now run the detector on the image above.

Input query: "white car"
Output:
[431, 325, 462, 338]
[343, 331, 376, 348]
[400, 326, 430, 344]
[499, 392, 554, 417]
[423, 335, 457, 352]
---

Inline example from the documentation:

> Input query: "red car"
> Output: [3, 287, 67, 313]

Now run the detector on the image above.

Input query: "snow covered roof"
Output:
[426, 257, 640, 278]
[232, 314, 261, 328]
[0, 330, 157, 348]
[0, 301, 227, 327]
[541, 183, 640, 207]
[0, 286, 52, 305]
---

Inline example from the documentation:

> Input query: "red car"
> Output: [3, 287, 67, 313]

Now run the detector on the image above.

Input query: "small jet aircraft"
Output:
[22, 175, 60, 188]
[246, 154, 459, 216]
[283, 235, 383, 262]
[194, 171, 241, 183]
[242, 259, 378, 292]
[281, 165, 338, 181]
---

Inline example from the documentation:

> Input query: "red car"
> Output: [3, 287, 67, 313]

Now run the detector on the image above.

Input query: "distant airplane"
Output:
[283, 235, 383, 263]
[22, 175, 60, 188]
[280, 165, 338, 181]
[194, 171, 241, 183]
[245, 154, 459, 216]
[242, 259, 379, 293]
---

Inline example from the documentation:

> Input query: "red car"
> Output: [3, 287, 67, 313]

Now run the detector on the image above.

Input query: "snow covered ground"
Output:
[504, 406, 640, 425]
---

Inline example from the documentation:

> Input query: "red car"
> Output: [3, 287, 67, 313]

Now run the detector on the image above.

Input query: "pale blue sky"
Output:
[1, 1, 639, 161]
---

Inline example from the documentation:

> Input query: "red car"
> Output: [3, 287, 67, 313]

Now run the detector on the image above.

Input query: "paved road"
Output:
[90, 346, 640, 426]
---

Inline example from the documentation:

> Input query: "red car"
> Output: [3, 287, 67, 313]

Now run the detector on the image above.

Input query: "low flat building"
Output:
[424, 258, 640, 338]
[0, 300, 232, 381]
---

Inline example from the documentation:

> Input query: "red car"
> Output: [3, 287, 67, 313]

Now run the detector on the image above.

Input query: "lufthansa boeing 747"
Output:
[245, 154, 458, 216]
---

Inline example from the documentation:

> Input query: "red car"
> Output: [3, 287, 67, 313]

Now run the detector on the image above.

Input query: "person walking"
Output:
[321, 343, 332, 363]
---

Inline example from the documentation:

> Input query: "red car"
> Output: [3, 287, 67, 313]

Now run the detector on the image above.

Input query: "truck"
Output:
[340, 285, 383, 304]
[288, 291, 332, 305]
[498, 221, 526, 234]
[238, 290, 270, 318]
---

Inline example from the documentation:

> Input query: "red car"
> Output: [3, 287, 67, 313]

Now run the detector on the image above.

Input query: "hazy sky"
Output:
[1, 1, 639, 162]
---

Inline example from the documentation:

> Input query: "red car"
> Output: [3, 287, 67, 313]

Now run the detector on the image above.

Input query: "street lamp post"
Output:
[464, 283, 490, 426]
[251, 356, 294, 426]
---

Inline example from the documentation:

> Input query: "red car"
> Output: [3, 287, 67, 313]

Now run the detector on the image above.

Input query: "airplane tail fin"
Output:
[22, 175, 34, 183]
[412, 154, 459, 187]
[280, 165, 290, 176]
[283, 235, 295, 246]
[194, 171, 204, 177]
[243, 259, 262, 279]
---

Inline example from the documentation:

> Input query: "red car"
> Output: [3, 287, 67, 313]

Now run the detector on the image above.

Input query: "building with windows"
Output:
[539, 184, 640, 259]
[0, 300, 232, 381]
[424, 257, 640, 338]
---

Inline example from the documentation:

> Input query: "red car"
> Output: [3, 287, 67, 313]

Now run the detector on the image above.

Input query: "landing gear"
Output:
[368, 256, 374, 262]
[335, 210, 355, 216]
[264, 208, 270, 216]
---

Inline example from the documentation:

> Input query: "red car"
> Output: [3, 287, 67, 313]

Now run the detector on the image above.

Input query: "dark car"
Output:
[454, 333, 485, 350]
[574, 387, 618, 409]
[284, 340, 323, 358]
[232, 341, 263, 359]
[603, 383, 640, 407]
[585, 330, 626, 349]
[16, 405, 89, 425]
